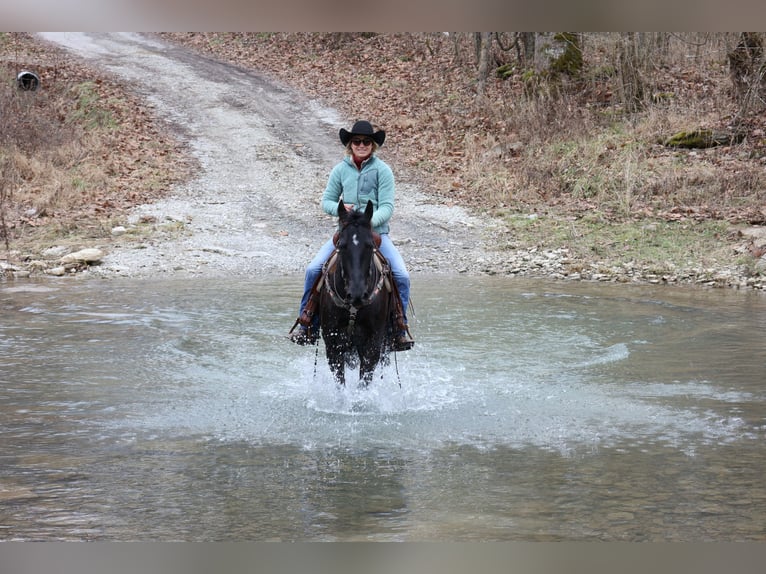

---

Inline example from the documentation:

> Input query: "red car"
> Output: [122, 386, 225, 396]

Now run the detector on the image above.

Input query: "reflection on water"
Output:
[1, 276, 765, 540]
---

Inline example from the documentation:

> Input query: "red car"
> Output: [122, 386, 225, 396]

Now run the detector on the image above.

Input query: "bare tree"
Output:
[618, 32, 645, 113]
[728, 32, 766, 117]
[519, 33, 535, 66]
[475, 32, 492, 98]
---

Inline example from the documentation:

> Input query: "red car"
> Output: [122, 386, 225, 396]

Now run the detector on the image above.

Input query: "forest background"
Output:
[2, 32, 766, 287]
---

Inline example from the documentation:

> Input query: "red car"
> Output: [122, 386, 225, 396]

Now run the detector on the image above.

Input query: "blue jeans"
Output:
[299, 233, 410, 326]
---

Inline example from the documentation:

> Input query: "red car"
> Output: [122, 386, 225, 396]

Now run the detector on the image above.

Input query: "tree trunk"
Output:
[618, 32, 645, 113]
[728, 32, 766, 114]
[476, 32, 492, 98]
[520, 32, 535, 66]
[448, 32, 465, 65]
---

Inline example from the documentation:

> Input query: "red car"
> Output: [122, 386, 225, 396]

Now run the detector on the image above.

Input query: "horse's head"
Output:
[336, 199, 375, 308]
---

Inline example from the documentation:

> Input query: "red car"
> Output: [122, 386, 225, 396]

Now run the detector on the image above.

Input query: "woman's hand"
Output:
[343, 203, 356, 213]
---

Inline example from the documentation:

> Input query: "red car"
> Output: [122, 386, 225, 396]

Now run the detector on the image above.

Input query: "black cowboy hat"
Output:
[339, 120, 386, 146]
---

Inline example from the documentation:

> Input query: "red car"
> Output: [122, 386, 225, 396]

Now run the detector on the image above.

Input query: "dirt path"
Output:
[37, 32, 497, 279]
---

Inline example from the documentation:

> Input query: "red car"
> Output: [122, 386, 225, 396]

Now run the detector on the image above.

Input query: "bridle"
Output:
[324, 245, 390, 313]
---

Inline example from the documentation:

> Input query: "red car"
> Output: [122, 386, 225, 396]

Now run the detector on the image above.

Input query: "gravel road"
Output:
[37, 32, 499, 280]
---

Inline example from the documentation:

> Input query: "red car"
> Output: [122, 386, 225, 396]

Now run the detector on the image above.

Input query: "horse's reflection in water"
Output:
[320, 199, 394, 387]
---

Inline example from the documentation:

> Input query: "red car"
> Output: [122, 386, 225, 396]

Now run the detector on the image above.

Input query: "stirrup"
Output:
[393, 330, 414, 352]
[289, 325, 318, 346]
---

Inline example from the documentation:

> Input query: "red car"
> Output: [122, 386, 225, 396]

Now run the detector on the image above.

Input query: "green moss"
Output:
[550, 33, 583, 77]
[521, 33, 583, 92]
[496, 63, 514, 79]
[665, 130, 715, 148]
[665, 129, 744, 149]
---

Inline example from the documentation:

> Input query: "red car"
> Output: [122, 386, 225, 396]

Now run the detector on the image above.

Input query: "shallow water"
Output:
[1, 275, 764, 540]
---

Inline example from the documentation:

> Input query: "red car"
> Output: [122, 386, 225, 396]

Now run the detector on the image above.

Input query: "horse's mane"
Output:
[342, 209, 371, 229]
[336, 199, 377, 247]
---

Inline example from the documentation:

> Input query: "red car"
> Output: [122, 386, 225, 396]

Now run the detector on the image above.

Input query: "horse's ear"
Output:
[364, 200, 374, 221]
[338, 197, 348, 224]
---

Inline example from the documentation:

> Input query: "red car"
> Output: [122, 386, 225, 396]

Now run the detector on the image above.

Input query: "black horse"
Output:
[319, 199, 393, 386]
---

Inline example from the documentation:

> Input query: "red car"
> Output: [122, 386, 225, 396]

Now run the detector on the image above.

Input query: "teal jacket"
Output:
[321, 154, 395, 234]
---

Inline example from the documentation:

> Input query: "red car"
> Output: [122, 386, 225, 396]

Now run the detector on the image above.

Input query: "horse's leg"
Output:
[359, 369, 374, 388]
[326, 348, 346, 386]
[358, 345, 382, 388]
[332, 361, 346, 386]
[320, 310, 347, 386]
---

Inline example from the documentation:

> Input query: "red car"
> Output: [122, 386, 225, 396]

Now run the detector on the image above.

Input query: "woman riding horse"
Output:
[289, 120, 414, 351]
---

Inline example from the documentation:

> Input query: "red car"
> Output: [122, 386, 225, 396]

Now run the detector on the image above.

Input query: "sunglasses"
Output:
[350, 138, 373, 146]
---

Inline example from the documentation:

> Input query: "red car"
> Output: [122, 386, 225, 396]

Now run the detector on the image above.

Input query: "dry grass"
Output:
[489, 33, 766, 221]
[0, 71, 79, 250]
[0, 32, 194, 259]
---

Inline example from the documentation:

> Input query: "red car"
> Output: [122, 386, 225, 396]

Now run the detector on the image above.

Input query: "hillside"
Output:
[2, 32, 765, 289]
[161, 34, 765, 215]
